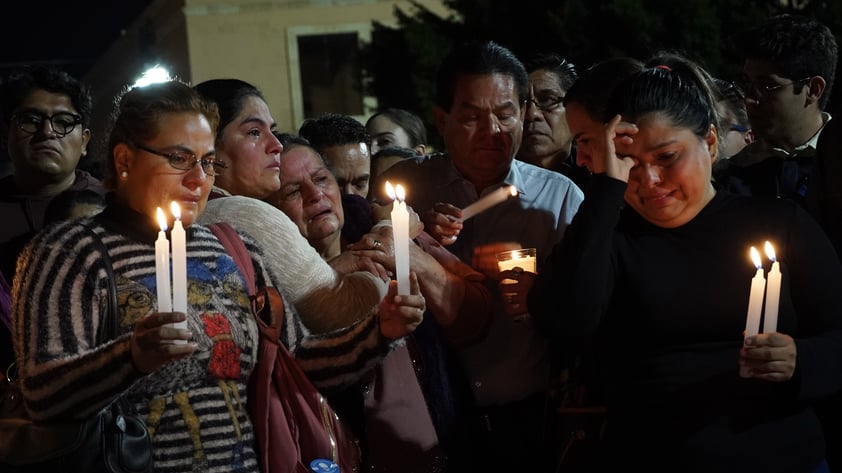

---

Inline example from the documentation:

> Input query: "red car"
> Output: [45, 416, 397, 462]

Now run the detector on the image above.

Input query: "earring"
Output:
[120, 171, 128, 179]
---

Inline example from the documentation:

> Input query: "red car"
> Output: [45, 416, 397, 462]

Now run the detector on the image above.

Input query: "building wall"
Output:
[84, 0, 448, 163]
[83, 0, 190, 164]
[184, 0, 448, 131]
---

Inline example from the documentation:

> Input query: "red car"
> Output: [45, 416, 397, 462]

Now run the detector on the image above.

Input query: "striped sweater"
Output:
[12, 204, 389, 473]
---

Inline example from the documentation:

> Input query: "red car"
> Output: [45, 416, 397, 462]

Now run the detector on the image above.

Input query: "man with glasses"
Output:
[714, 14, 841, 472]
[714, 14, 837, 211]
[516, 53, 590, 188]
[0, 66, 105, 374]
[0, 66, 105, 283]
[373, 41, 584, 472]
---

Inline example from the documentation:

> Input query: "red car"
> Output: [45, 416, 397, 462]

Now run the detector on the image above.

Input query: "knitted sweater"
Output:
[200, 194, 389, 333]
[12, 203, 389, 473]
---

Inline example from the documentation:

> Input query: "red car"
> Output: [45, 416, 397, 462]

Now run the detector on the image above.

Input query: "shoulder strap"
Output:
[79, 221, 118, 344]
[209, 223, 255, 296]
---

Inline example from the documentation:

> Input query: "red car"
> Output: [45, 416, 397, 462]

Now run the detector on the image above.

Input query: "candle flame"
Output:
[750, 246, 762, 269]
[170, 201, 181, 220]
[156, 207, 168, 232]
[396, 184, 406, 202]
[385, 181, 396, 200]
[764, 241, 777, 262]
[508, 185, 518, 197]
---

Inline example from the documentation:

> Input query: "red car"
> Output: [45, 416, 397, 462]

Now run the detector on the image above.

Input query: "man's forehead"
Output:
[528, 70, 564, 90]
[743, 58, 784, 78]
[454, 73, 518, 93]
[322, 143, 370, 160]
[17, 89, 75, 111]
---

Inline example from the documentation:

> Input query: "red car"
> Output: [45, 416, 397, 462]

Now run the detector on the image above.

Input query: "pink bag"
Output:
[210, 223, 361, 473]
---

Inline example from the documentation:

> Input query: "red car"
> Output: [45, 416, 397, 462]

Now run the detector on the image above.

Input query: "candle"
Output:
[155, 207, 172, 313]
[741, 246, 766, 378]
[763, 241, 781, 333]
[744, 246, 765, 339]
[461, 185, 518, 221]
[496, 248, 537, 274]
[385, 181, 411, 294]
[170, 202, 188, 339]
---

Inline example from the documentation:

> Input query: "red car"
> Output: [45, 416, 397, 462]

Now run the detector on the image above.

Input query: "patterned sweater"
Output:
[12, 203, 389, 473]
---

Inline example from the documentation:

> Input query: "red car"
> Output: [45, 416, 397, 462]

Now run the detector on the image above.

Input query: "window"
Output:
[288, 24, 377, 125]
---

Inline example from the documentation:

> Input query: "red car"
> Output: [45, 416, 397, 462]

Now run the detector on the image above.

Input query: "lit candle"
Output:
[385, 181, 410, 294]
[744, 246, 765, 340]
[461, 185, 518, 221]
[496, 248, 537, 274]
[763, 241, 781, 334]
[741, 246, 766, 378]
[170, 202, 188, 339]
[155, 207, 172, 313]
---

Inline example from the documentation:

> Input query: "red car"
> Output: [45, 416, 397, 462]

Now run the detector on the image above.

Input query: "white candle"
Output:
[763, 241, 781, 334]
[744, 246, 765, 340]
[741, 246, 766, 378]
[155, 207, 172, 313]
[170, 202, 188, 339]
[385, 181, 411, 294]
[461, 185, 518, 221]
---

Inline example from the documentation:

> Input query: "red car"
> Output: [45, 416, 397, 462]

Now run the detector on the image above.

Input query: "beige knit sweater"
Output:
[200, 194, 387, 333]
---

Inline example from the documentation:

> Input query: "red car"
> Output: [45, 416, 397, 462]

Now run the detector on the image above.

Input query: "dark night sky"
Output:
[0, 1, 154, 78]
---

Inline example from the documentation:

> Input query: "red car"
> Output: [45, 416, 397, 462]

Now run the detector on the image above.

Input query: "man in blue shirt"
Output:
[373, 40, 583, 472]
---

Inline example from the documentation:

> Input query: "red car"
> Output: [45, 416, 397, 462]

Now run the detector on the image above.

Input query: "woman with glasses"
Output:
[528, 53, 842, 472]
[13, 80, 425, 472]
[194, 79, 397, 337]
[713, 79, 754, 159]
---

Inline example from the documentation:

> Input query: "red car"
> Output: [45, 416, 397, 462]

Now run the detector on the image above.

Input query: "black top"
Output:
[528, 174, 842, 472]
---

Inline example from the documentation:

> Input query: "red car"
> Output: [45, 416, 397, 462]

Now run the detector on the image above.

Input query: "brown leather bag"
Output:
[210, 223, 360, 473]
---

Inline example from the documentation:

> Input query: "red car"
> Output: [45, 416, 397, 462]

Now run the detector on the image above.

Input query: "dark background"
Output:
[0, 1, 153, 77]
[2, 0, 841, 142]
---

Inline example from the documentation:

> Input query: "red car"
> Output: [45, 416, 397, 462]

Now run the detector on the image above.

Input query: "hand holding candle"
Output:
[155, 207, 172, 313]
[763, 241, 781, 334]
[170, 202, 188, 341]
[496, 248, 537, 322]
[461, 185, 518, 221]
[385, 181, 410, 294]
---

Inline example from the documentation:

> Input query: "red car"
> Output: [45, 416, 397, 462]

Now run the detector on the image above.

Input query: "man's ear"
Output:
[80, 128, 92, 157]
[805, 76, 827, 107]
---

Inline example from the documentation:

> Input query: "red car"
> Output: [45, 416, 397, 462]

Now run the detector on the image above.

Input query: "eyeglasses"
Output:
[12, 111, 82, 138]
[740, 77, 812, 98]
[524, 95, 565, 112]
[729, 123, 749, 133]
[133, 143, 227, 176]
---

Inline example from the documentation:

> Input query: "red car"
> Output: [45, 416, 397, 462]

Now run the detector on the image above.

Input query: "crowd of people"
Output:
[1, 11, 841, 473]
